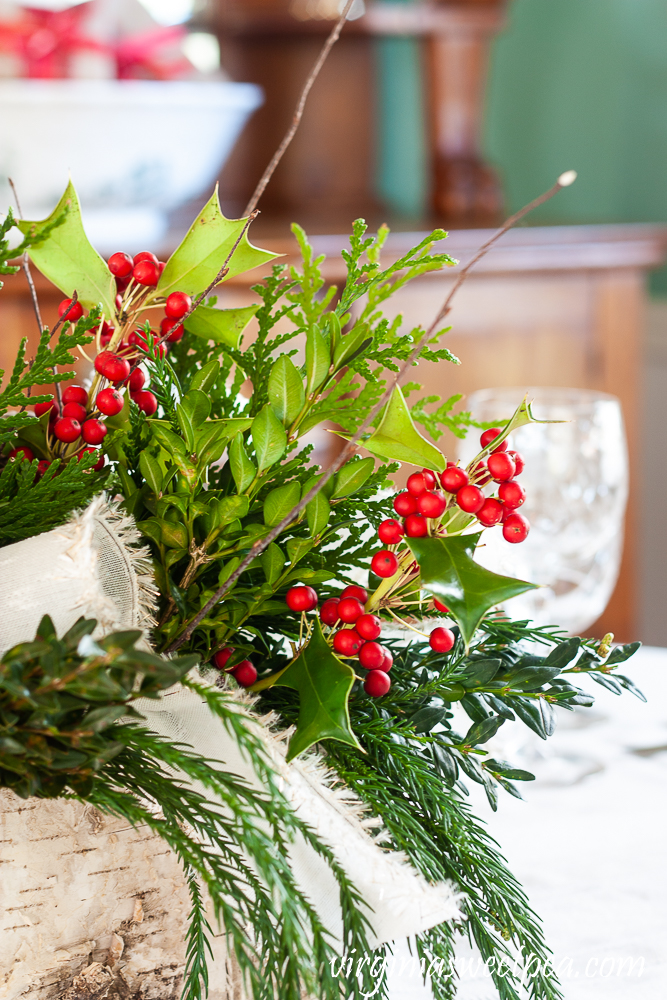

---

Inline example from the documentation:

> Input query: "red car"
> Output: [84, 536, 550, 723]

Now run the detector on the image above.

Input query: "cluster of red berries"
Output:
[211, 647, 257, 688]
[285, 583, 393, 698]
[108, 250, 191, 345]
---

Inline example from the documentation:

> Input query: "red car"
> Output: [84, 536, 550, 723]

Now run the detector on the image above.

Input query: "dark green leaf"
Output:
[252, 404, 287, 471]
[229, 434, 256, 492]
[408, 533, 537, 647]
[264, 481, 301, 527]
[139, 452, 164, 495]
[409, 706, 447, 733]
[432, 743, 458, 785]
[330, 457, 375, 500]
[268, 356, 305, 425]
[260, 542, 286, 585]
[544, 637, 581, 669]
[606, 641, 642, 665]
[463, 715, 504, 746]
[457, 658, 502, 687]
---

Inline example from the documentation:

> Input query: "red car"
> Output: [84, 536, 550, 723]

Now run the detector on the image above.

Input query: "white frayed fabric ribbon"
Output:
[0, 499, 461, 950]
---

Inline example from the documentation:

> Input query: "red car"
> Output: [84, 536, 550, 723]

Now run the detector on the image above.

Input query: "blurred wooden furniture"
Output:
[210, 0, 507, 225]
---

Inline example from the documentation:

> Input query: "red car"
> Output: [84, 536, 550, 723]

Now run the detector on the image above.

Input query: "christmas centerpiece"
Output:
[0, 7, 644, 1000]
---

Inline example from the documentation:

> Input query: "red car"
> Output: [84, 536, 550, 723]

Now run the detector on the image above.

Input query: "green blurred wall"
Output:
[377, 0, 667, 285]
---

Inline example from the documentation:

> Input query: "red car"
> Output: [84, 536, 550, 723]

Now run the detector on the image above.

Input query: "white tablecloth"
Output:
[388, 645, 667, 999]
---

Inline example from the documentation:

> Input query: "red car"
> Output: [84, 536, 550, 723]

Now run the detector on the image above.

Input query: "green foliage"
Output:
[260, 619, 642, 1000]
[361, 385, 447, 471]
[0, 615, 374, 1000]
[19, 181, 116, 315]
[408, 533, 538, 647]
[0, 452, 107, 545]
[0, 207, 33, 284]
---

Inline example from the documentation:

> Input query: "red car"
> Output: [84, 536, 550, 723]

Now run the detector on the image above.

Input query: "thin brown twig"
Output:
[243, 0, 356, 217]
[165, 172, 576, 653]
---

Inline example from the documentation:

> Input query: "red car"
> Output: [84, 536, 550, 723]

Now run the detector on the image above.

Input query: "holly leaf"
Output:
[358, 386, 445, 472]
[185, 304, 259, 350]
[158, 187, 278, 297]
[272, 619, 361, 761]
[19, 180, 116, 316]
[408, 533, 537, 647]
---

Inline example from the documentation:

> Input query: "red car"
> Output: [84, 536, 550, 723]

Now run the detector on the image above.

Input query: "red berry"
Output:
[487, 452, 516, 482]
[406, 471, 433, 497]
[498, 480, 526, 509]
[134, 251, 158, 265]
[212, 647, 234, 670]
[371, 550, 398, 578]
[333, 628, 363, 656]
[320, 599, 340, 626]
[477, 498, 504, 527]
[133, 259, 160, 286]
[503, 512, 530, 543]
[404, 513, 428, 537]
[96, 388, 124, 416]
[165, 291, 192, 320]
[99, 321, 115, 347]
[94, 352, 130, 383]
[429, 627, 455, 653]
[440, 466, 469, 493]
[53, 417, 81, 442]
[58, 298, 83, 323]
[378, 518, 404, 545]
[341, 585, 368, 604]
[480, 428, 507, 452]
[508, 450, 525, 476]
[422, 469, 437, 486]
[115, 294, 123, 311]
[7, 446, 34, 462]
[286, 585, 318, 612]
[337, 597, 364, 623]
[472, 460, 492, 486]
[364, 669, 391, 697]
[62, 385, 88, 407]
[232, 661, 257, 687]
[160, 317, 184, 343]
[126, 367, 146, 393]
[158, 261, 166, 276]
[133, 390, 158, 416]
[128, 330, 166, 358]
[356, 613, 382, 641]
[380, 648, 393, 672]
[34, 398, 57, 418]
[393, 491, 417, 517]
[456, 485, 485, 514]
[62, 401, 87, 423]
[37, 459, 51, 476]
[108, 252, 134, 277]
[80, 447, 105, 471]
[359, 641, 387, 670]
[82, 418, 107, 445]
[417, 490, 447, 519]
[433, 597, 450, 613]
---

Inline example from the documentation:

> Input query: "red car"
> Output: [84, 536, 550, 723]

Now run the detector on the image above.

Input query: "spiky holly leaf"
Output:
[184, 304, 259, 350]
[158, 187, 279, 298]
[271, 619, 361, 761]
[407, 533, 537, 647]
[19, 180, 116, 317]
[361, 386, 445, 472]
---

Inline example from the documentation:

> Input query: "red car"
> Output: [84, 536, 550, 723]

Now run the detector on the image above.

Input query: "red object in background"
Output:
[0, 7, 189, 81]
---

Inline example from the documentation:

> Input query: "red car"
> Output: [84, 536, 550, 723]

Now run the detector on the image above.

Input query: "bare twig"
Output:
[9, 177, 50, 399]
[165, 171, 576, 653]
[243, 0, 356, 217]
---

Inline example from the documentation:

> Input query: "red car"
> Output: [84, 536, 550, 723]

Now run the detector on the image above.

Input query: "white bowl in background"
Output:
[0, 79, 263, 252]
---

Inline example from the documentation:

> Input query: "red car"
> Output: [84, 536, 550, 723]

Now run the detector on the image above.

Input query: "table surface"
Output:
[388, 645, 667, 999]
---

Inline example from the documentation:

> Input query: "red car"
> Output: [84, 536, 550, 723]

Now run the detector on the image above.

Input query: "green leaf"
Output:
[484, 759, 535, 781]
[268, 356, 305, 426]
[543, 637, 581, 670]
[432, 743, 458, 785]
[457, 658, 501, 687]
[305, 323, 330, 394]
[333, 324, 372, 370]
[306, 493, 330, 538]
[261, 543, 286, 585]
[189, 359, 220, 393]
[158, 188, 278, 297]
[408, 533, 537, 647]
[19, 180, 116, 316]
[264, 481, 301, 527]
[506, 665, 562, 691]
[149, 420, 188, 457]
[606, 641, 642, 665]
[330, 457, 375, 499]
[463, 715, 504, 746]
[273, 620, 361, 761]
[177, 390, 211, 449]
[161, 520, 189, 549]
[409, 706, 447, 733]
[184, 304, 259, 350]
[363, 387, 445, 472]
[229, 434, 256, 492]
[252, 404, 287, 471]
[286, 537, 314, 566]
[139, 452, 164, 494]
